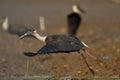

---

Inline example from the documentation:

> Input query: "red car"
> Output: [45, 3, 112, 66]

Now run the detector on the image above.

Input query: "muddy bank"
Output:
[0, 0, 120, 79]
[0, 23, 119, 79]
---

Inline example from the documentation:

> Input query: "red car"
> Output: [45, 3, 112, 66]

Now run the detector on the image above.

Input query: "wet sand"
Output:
[0, 0, 120, 79]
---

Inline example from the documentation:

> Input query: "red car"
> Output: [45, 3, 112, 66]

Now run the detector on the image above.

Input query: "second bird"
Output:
[67, 4, 86, 36]
[0, 16, 34, 36]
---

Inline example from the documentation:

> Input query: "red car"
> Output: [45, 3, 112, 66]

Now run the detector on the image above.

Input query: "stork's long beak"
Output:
[79, 7, 86, 14]
[18, 31, 33, 40]
[18, 31, 31, 40]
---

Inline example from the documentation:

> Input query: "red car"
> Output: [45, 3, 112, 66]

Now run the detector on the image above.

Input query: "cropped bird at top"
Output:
[0, 16, 34, 36]
[67, 4, 86, 36]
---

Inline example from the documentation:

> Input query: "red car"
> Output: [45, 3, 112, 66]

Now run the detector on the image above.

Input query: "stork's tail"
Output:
[24, 52, 38, 57]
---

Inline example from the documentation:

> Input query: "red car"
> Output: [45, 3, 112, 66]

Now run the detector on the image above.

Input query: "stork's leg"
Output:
[78, 51, 95, 75]
[82, 49, 103, 63]
[82, 49, 97, 60]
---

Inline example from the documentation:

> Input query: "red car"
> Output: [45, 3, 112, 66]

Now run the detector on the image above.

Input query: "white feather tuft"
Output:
[2, 17, 8, 31]
[72, 5, 81, 14]
[39, 16, 45, 31]
[81, 41, 89, 48]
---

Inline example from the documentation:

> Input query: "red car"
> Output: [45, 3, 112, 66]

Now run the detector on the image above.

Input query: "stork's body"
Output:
[67, 12, 81, 36]
[67, 4, 85, 36]
[26, 36, 85, 56]
[19, 30, 95, 74]
[19, 30, 88, 55]
[1, 16, 34, 36]
[34, 35, 85, 54]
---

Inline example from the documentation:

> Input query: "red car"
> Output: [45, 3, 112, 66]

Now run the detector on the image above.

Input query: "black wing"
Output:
[24, 40, 82, 57]
[67, 13, 81, 36]
[37, 40, 82, 54]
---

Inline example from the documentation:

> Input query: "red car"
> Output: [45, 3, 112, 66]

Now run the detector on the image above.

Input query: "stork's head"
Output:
[1, 16, 8, 31]
[72, 4, 86, 14]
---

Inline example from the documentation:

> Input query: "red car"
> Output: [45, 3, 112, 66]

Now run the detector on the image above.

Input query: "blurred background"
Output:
[0, 0, 120, 79]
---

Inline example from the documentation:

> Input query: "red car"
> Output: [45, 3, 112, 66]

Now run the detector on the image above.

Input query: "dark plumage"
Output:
[8, 24, 33, 36]
[67, 12, 81, 36]
[19, 30, 97, 74]
[18, 30, 88, 56]
[25, 35, 85, 55]
[67, 4, 86, 36]
[1, 16, 34, 36]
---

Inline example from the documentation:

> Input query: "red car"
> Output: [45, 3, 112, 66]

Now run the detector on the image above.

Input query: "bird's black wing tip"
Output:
[24, 52, 37, 57]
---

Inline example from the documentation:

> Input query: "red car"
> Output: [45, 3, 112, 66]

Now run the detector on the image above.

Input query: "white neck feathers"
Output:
[2, 17, 9, 31]
[72, 5, 81, 14]
[81, 41, 89, 48]
[33, 33, 47, 42]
